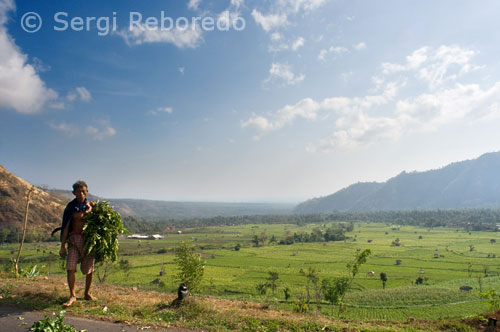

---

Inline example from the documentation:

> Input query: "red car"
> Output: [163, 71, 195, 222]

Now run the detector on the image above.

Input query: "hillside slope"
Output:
[295, 151, 500, 213]
[0, 165, 65, 239]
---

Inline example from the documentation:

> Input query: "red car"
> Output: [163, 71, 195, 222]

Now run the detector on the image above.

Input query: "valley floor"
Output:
[0, 274, 483, 331]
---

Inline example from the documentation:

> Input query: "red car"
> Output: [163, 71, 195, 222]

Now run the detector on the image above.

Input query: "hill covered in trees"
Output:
[295, 151, 500, 213]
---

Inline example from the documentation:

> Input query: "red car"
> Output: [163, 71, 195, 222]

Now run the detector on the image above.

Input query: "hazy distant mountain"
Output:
[295, 151, 500, 213]
[47, 190, 294, 218]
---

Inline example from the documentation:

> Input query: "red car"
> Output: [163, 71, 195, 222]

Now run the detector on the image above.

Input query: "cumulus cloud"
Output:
[291, 37, 304, 51]
[318, 46, 348, 61]
[48, 121, 80, 137]
[148, 106, 174, 115]
[252, 0, 328, 34]
[187, 0, 202, 11]
[67, 87, 91, 103]
[241, 98, 320, 133]
[49, 119, 116, 140]
[265, 62, 305, 86]
[117, 23, 203, 49]
[277, 0, 329, 13]
[251, 9, 288, 31]
[217, 0, 244, 31]
[244, 45, 500, 151]
[85, 125, 116, 141]
[270, 32, 282, 41]
[353, 42, 367, 50]
[381, 45, 481, 89]
[0, 0, 58, 114]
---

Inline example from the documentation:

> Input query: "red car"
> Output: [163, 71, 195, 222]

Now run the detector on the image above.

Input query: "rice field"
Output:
[2, 222, 499, 320]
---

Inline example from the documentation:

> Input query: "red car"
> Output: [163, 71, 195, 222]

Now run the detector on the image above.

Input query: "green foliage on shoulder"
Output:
[83, 201, 128, 263]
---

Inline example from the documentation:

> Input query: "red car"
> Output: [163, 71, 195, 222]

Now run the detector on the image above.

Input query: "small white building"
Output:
[128, 234, 164, 240]
[127, 234, 149, 239]
[149, 234, 164, 240]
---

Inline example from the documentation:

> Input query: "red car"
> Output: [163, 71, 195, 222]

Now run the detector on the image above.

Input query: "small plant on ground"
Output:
[380, 272, 387, 289]
[266, 271, 279, 296]
[480, 289, 500, 312]
[20, 264, 40, 278]
[336, 249, 372, 314]
[321, 276, 348, 314]
[30, 310, 84, 332]
[118, 259, 132, 281]
[283, 286, 291, 301]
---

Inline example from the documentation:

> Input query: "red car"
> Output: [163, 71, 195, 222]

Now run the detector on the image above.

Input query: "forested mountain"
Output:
[295, 152, 500, 213]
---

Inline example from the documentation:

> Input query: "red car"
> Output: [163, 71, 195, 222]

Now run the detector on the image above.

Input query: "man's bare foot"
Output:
[63, 296, 77, 307]
[84, 294, 97, 301]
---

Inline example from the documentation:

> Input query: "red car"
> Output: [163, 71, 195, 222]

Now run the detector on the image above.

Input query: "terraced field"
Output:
[2, 222, 499, 320]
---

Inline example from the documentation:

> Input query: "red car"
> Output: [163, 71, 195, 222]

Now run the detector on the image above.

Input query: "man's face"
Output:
[73, 186, 88, 203]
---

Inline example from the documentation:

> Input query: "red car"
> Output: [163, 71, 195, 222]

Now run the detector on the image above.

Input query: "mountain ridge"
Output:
[295, 151, 500, 213]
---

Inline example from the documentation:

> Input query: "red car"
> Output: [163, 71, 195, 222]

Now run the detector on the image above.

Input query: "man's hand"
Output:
[59, 246, 67, 258]
[84, 202, 93, 214]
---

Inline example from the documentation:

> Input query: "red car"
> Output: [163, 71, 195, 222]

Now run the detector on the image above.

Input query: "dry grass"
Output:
[0, 274, 472, 331]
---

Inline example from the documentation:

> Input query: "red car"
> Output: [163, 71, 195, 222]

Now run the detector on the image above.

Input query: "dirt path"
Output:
[0, 306, 194, 332]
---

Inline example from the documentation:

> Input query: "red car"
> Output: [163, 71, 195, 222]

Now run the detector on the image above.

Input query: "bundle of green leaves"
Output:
[83, 201, 128, 263]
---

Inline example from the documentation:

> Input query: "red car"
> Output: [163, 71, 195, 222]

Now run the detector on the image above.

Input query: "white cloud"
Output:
[353, 42, 367, 50]
[0, 0, 58, 114]
[76, 87, 91, 102]
[187, 0, 202, 11]
[266, 62, 304, 86]
[242, 98, 320, 133]
[252, 0, 328, 34]
[270, 32, 282, 41]
[64, 86, 92, 108]
[231, 0, 245, 7]
[291, 37, 304, 51]
[244, 45, 500, 152]
[49, 120, 116, 140]
[48, 121, 80, 137]
[318, 46, 348, 61]
[149, 106, 174, 115]
[381, 45, 480, 89]
[117, 23, 203, 49]
[85, 125, 116, 141]
[277, 0, 328, 13]
[251, 9, 288, 31]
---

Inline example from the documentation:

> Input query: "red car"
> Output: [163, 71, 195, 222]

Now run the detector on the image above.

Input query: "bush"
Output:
[174, 242, 205, 294]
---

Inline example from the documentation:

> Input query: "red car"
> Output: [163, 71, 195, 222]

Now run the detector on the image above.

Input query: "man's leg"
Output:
[82, 254, 96, 301]
[84, 272, 96, 300]
[63, 270, 77, 307]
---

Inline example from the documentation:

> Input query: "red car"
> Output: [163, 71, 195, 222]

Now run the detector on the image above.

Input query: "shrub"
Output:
[174, 242, 205, 294]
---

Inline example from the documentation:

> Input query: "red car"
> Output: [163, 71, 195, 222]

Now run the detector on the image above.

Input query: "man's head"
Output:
[72, 180, 88, 203]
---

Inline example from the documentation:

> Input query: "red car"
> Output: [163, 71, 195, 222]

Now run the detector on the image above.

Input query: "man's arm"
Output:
[59, 221, 70, 257]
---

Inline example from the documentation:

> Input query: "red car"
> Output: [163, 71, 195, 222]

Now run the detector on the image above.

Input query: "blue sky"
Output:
[2, 0, 500, 202]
